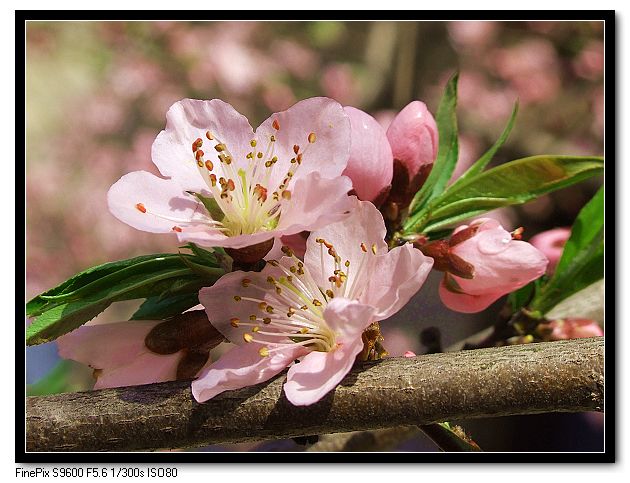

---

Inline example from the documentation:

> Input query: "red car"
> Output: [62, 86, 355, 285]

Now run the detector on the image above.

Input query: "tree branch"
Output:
[25, 338, 604, 452]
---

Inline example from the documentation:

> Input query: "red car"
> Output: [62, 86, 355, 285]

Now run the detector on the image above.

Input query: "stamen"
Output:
[206, 131, 214, 140]
[243, 333, 254, 343]
[135, 203, 147, 213]
[172, 226, 182, 233]
[230, 318, 240, 328]
[308, 132, 316, 143]
[272, 119, 280, 130]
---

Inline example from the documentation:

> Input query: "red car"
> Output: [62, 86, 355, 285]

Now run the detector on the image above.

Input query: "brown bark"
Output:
[25, 337, 604, 452]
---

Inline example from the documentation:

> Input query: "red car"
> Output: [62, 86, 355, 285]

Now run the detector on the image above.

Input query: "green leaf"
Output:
[26, 267, 195, 345]
[508, 282, 535, 313]
[405, 155, 604, 234]
[131, 293, 200, 320]
[26, 253, 182, 316]
[530, 187, 604, 315]
[407, 72, 459, 214]
[449, 100, 519, 190]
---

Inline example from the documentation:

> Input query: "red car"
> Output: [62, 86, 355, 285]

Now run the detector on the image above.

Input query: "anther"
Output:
[371, 244, 378, 255]
[192, 138, 203, 152]
[326, 289, 334, 298]
[250, 139, 257, 147]
[282, 190, 292, 200]
[135, 203, 147, 213]
[205, 131, 214, 140]
[243, 333, 254, 343]
[272, 119, 280, 130]
[270, 135, 276, 142]
[281, 246, 294, 256]
[197, 160, 204, 168]
[257, 152, 263, 159]
[345, 260, 350, 267]
[230, 317, 240, 328]
[263, 317, 271, 324]
[242, 278, 251, 287]
[259, 347, 269, 357]
[249, 314, 257, 321]
[312, 299, 322, 307]
[205, 160, 214, 171]
[293, 144, 300, 155]
[361, 243, 368, 252]
[227, 179, 236, 191]
[195, 149, 204, 161]
[265, 305, 274, 313]
[233, 296, 242, 302]
[308, 132, 316, 143]
[296, 153, 303, 164]
[252, 326, 260, 333]
[214, 144, 226, 152]
[172, 226, 182, 233]
[258, 302, 267, 310]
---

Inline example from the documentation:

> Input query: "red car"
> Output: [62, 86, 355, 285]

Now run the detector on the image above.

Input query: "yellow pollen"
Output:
[300, 305, 308, 310]
[215, 144, 226, 152]
[259, 347, 269, 357]
[282, 190, 292, 200]
[265, 305, 274, 313]
[249, 314, 257, 321]
[243, 333, 254, 343]
[300, 327, 309, 334]
[252, 326, 260, 333]
[312, 299, 322, 307]
[197, 160, 204, 168]
[326, 289, 334, 298]
[267, 276, 275, 284]
[257, 152, 263, 159]
[371, 244, 378, 255]
[250, 139, 257, 147]
[345, 260, 350, 267]
[308, 132, 316, 143]
[258, 302, 267, 310]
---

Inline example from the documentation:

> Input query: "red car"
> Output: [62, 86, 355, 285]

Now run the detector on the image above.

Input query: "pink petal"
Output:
[107, 170, 209, 234]
[342, 106, 393, 202]
[364, 244, 434, 320]
[277, 172, 354, 236]
[283, 336, 364, 406]
[303, 198, 387, 289]
[198, 264, 292, 345]
[323, 298, 377, 342]
[386, 100, 438, 178]
[280, 232, 308, 258]
[192, 342, 303, 402]
[549, 318, 603, 340]
[152, 99, 254, 192]
[57, 321, 182, 389]
[255, 97, 351, 183]
[438, 280, 504, 313]
[529, 227, 571, 273]
[176, 225, 276, 250]
[452, 222, 548, 294]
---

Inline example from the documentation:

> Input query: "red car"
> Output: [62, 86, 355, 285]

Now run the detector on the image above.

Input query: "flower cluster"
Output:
[58, 95, 575, 407]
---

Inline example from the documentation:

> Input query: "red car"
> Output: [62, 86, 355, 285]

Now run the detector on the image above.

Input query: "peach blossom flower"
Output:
[192, 200, 433, 406]
[421, 218, 548, 313]
[108, 98, 354, 252]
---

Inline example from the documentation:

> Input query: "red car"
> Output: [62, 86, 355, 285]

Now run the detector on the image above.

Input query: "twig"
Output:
[25, 338, 604, 452]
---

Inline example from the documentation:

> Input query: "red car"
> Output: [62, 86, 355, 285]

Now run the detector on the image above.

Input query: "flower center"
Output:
[230, 242, 378, 358]
[134, 121, 317, 237]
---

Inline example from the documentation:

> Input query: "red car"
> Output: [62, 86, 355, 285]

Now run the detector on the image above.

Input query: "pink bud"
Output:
[548, 318, 603, 340]
[386, 101, 438, 193]
[439, 219, 549, 313]
[529, 227, 571, 274]
[342, 106, 393, 204]
[403, 350, 417, 358]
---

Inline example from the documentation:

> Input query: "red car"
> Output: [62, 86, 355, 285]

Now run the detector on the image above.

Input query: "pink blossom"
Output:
[386, 101, 438, 200]
[107, 97, 354, 253]
[57, 320, 186, 389]
[57, 312, 224, 389]
[193, 200, 434, 406]
[529, 227, 571, 274]
[342, 106, 393, 203]
[422, 218, 548, 313]
[548, 318, 603, 340]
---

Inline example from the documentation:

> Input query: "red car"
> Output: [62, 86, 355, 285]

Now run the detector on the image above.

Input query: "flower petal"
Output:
[386, 100, 438, 178]
[323, 298, 377, 342]
[107, 170, 209, 234]
[438, 280, 504, 313]
[342, 106, 393, 202]
[364, 243, 434, 320]
[277, 172, 354, 235]
[283, 336, 364, 406]
[255, 97, 351, 183]
[57, 320, 182, 389]
[192, 342, 302, 402]
[152, 99, 254, 192]
[303, 198, 387, 289]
